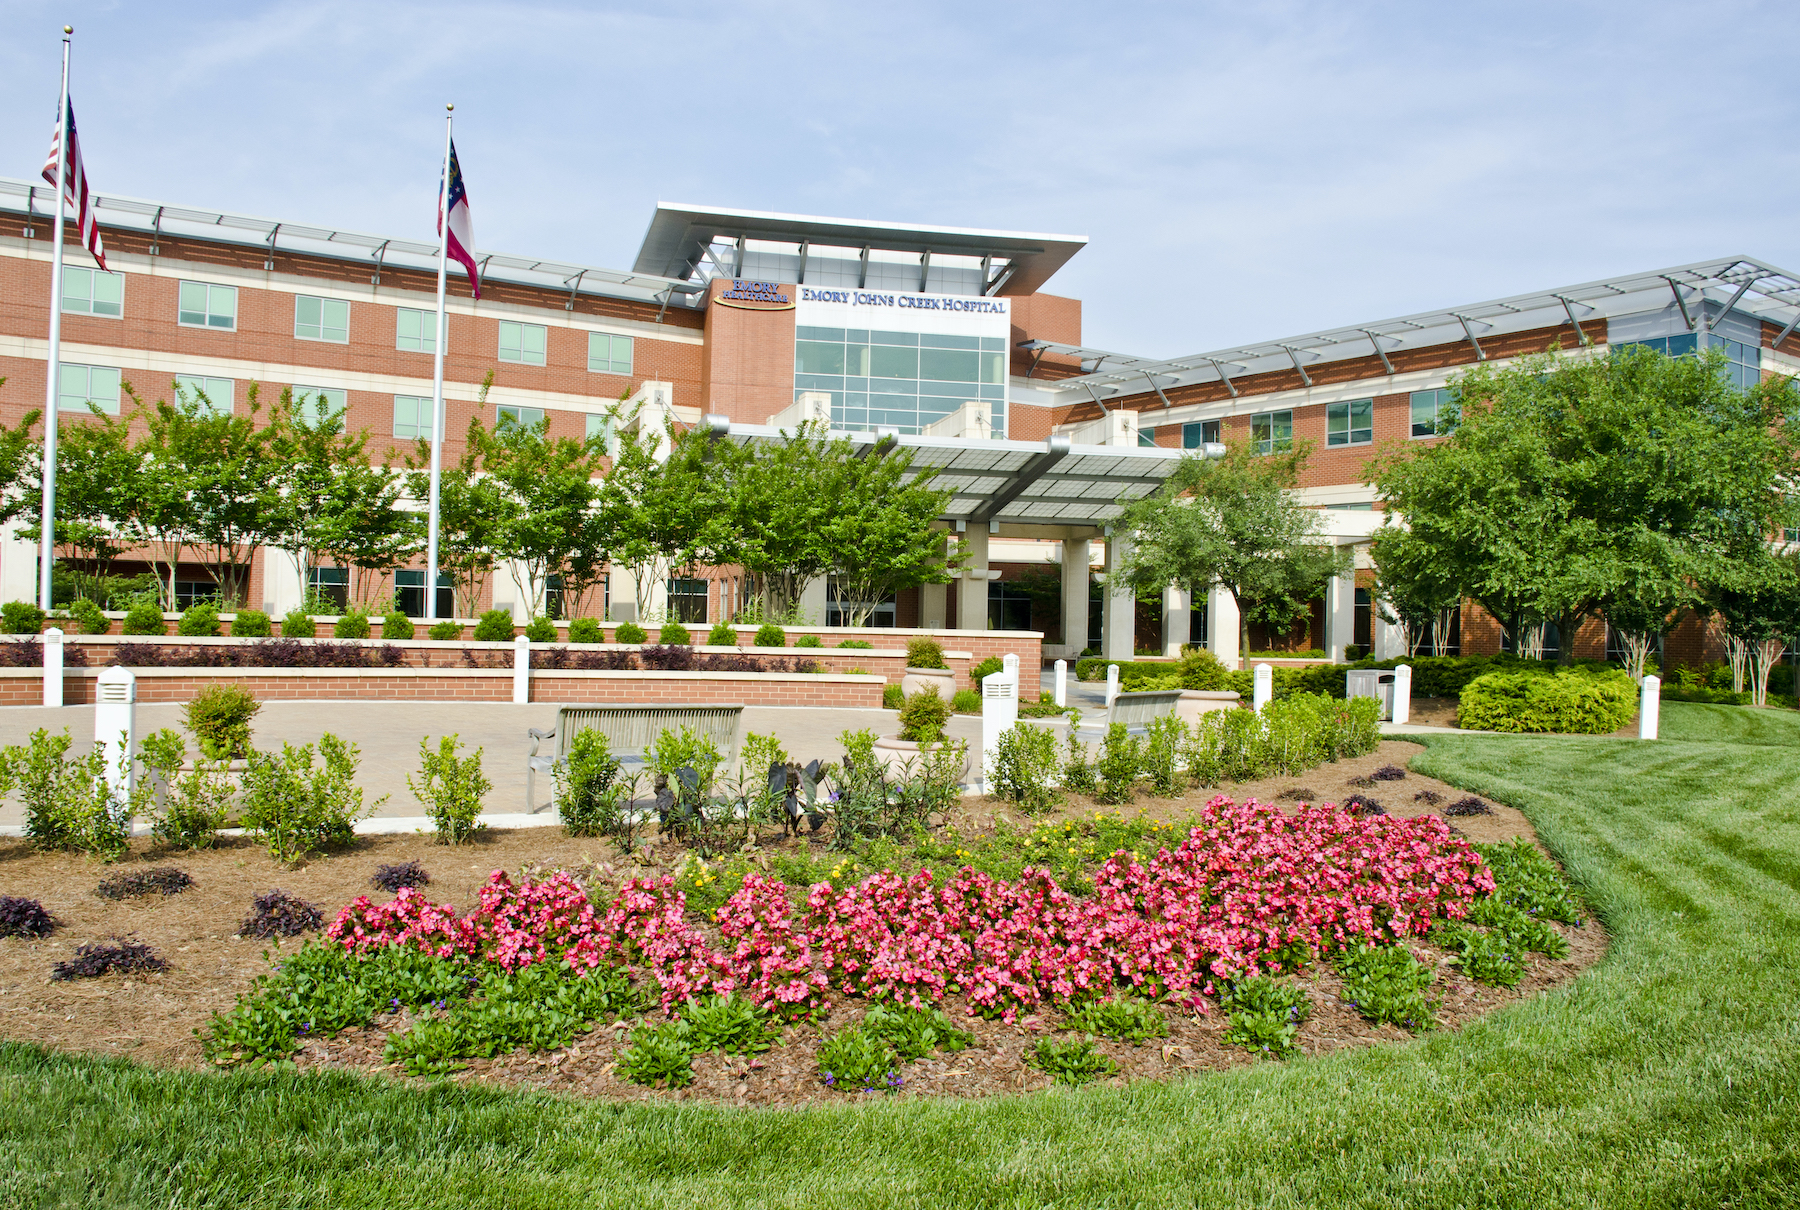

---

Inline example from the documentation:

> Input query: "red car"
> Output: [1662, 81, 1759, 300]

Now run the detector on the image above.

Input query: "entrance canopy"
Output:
[706, 420, 1185, 532]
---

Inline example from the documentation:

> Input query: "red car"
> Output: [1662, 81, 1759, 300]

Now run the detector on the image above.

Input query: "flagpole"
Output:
[425, 103, 452, 622]
[38, 25, 73, 614]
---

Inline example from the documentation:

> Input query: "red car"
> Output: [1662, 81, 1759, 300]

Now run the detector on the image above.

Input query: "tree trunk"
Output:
[1749, 638, 1783, 707]
[1725, 635, 1748, 694]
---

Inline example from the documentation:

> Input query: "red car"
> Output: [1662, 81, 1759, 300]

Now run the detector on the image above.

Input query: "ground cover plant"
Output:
[0, 896, 55, 938]
[22, 707, 1800, 1205]
[371, 861, 430, 892]
[239, 890, 323, 939]
[49, 938, 168, 981]
[95, 867, 194, 901]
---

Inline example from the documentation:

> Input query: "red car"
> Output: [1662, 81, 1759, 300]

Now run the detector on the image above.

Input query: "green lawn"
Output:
[4, 702, 1799, 1208]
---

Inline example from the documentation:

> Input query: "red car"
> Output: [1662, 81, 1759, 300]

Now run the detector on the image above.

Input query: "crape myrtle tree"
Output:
[1367, 525, 1463, 657]
[1116, 439, 1347, 666]
[12, 403, 144, 604]
[475, 409, 610, 619]
[1369, 344, 1800, 666]
[817, 435, 962, 625]
[1704, 549, 1800, 706]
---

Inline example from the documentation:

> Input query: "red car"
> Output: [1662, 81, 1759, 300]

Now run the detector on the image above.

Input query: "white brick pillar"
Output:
[1326, 556, 1357, 662]
[1207, 585, 1241, 669]
[1162, 584, 1191, 657]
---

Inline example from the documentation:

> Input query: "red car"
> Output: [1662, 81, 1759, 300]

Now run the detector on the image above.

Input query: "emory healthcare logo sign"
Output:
[713, 279, 794, 310]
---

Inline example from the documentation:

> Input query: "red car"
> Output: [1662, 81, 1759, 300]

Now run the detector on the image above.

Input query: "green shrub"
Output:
[333, 610, 371, 639]
[1459, 666, 1636, 734]
[230, 608, 271, 638]
[427, 620, 462, 641]
[239, 734, 382, 863]
[707, 622, 737, 646]
[2, 601, 45, 634]
[184, 684, 261, 760]
[617, 1019, 697, 1088]
[123, 600, 167, 635]
[408, 734, 490, 844]
[951, 688, 981, 713]
[836, 638, 873, 649]
[567, 617, 602, 643]
[1178, 647, 1233, 690]
[1477, 837, 1585, 925]
[1028, 1036, 1118, 1085]
[970, 656, 1004, 684]
[754, 623, 787, 647]
[1066, 996, 1168, 1044]
[138, 729, 232, 850]
[906, 636, 947, 669]
[882, 683, 904, 710]
[1335, 941, 1437, 1029]
[473, 610, 515, 642]
[614, 620, 647, 644]
[1434, 923, 1525, 986]
[659, 621, 690, 645]
[523, 615, 556, 643]
[173, 602, 218, 637]
[1219, 976, 1312, 1059]
[380, 611, 413, 640]
[1095, 723, 1143, 804]
[990, 723, 1063, 814]
[1141, 714, 1186, 796]
[898, 686, 952, 744]
[647, 724, 724, 793]
[795, 633, 823, 648]
[3, 728, 133, 859]
[556, 728, 626, 839]
[1062, 717, 1097, 795]
[816, 1026, 901, 1093]
[68, 598, 111, 635]
[279, 607, 315, 639]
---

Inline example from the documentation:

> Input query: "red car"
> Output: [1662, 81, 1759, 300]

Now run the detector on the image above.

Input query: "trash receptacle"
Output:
[1345, 669, 1395, 721]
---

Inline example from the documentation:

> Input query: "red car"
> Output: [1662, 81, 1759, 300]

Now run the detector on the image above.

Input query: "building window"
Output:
[178, 281, 237, 330]
[393, 395, 434, 440]
[295, 295, 350, 343]
[174, 580, 219, 609]
[588, 332, 633, 375]
[62, 265, 122, 317]
[174, 374, 233, 416]
[308, 566, 348, 612]
[1616, 333, 1760, 391]
[1326, 501, 1375, 511]
[396, 307, 438, 354]
[499, 321, 547, 366]
[1326, 398, 1373, 447]
[1354, 588, 1372, 650]
[827, 578, 897, 627]
[58, 364, 121, 414]
[497, 404, 546, 430]
[1138, 425, 1157, 447]
[585, 412, 613, 452]
[666, 577, 708, 624]
[1182, 420, 1221, 448]
[395, 570, 453, 619]
[1250, 410, 1293, 455]
[1410, 388, 1456, 438]
[988, 581, 1034, 631]
[291, 385, 347, 424]
[1188, 597, 1208, 650]
[793, 325, 1008, 438]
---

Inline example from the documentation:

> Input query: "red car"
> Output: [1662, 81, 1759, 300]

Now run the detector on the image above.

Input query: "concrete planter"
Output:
[873, 734, 971, 781]
[1177, 689, 1242, 725]
[901, 666, 956, 698]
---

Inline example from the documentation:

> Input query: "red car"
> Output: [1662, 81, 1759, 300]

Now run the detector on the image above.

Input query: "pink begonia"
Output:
[324, 798, 1493, 1022]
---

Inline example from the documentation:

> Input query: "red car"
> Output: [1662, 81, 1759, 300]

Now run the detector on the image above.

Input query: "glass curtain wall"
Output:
[795, 325, 1007, 436]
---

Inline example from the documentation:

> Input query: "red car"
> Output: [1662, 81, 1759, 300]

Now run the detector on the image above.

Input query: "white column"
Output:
[1326, 557, 1356, 662]
[1162, 584, 1191, 657]
[265, 547, 304, 618]
[1253, 663, 1272, 713]
[606, 566, 637, 622]
[1373, 609, 1406, 660]
[512, 634, 531, 704]
[797, 576, 829, 627]
[1101, 533, 1134, 661]
[1639, 674, 1661, 740]
[1053, 659, 1067, 707]
[1207, 585, 1241, 669]
[94, 665, 136, 799]
[921, 536, 949, 630]
[1392, 663, 1412, 725]
[957, 528, 990, 632]
[1060, 535, 1091, 653]
[42, 627, 62, 708]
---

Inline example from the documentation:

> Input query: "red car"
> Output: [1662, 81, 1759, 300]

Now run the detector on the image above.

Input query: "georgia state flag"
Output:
[439, 140, 480, 299]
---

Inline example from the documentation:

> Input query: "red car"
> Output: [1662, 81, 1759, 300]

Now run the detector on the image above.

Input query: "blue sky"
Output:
[3, 0, 1797, 356]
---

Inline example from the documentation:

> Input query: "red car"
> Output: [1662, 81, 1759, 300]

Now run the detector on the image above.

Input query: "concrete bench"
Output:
[1105, 689, 1186, 732]
[525, 703, 744, 812]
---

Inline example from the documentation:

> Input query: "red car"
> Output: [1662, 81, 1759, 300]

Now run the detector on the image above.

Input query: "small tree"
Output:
[1368, 526, 1463, 657]
[1116, 440, 1347, 666]
[822, 438, 961, 625]
[404, 402, 508, 620]
[1705, 552, 1799, 706]
[475, 410, 608, 619]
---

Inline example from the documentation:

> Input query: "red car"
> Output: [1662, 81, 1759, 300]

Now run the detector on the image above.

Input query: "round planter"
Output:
[872, 735, 972, 781]
[901, 666, 956, 699]
[1176, 689, 1242, 725]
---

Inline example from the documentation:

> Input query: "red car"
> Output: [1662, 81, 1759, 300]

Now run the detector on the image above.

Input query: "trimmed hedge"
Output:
[1077, 651, 1593, 703]
[1459, 666, 1637, 734]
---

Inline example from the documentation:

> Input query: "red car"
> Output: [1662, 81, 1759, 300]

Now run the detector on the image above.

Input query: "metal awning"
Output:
[0, 176, 704, 307]
[1035, 255, 1800, 402]
[708, 420, 1181, 526]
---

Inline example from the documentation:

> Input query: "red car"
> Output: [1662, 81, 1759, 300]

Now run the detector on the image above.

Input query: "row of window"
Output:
[60, 266, 635, 374]
[1154, 391, 1459, 456]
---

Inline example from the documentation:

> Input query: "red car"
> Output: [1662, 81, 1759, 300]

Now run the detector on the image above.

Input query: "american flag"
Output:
[438, 139, 479, 298]
[41, 96, 106, 270]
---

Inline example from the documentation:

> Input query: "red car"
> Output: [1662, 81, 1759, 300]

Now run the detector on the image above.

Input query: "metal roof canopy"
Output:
[633, 202, 1087, 297]
[0, 176, 704, 307]
[705, 419, 1179, 527]
[1036, 256, 1800, 400]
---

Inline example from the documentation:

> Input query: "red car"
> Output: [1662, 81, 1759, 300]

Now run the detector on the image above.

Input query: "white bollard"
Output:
[1253, 663, 1272, 713]
[1393, 663, 1413, 725]
[1639, 674, 1661, 740]
[94, 665, 136, 800]
[42, 627, 63, 708]
[1105, 663, 1120, 708]
[513, 634, 531, 704]
[980, 656, 1021, 792]
[1053, 659, 1067, 708]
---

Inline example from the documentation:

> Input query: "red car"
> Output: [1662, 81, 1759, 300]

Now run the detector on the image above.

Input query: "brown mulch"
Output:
[0, 740, 1606, 1105]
